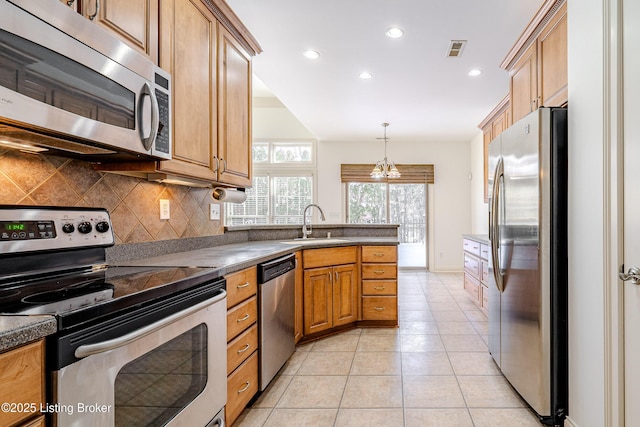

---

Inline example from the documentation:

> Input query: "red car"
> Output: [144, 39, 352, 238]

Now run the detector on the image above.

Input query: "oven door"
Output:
[53, 292, 227, 427]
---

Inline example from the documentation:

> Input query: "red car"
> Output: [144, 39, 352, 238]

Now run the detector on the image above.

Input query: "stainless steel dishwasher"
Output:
[257, 253, 296, 391]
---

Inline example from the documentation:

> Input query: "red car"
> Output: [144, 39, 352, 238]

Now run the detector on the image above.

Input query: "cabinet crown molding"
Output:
[500, 0, 566, 71]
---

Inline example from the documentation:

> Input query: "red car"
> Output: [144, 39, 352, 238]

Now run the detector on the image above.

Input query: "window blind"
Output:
[340, 164, 435, 184]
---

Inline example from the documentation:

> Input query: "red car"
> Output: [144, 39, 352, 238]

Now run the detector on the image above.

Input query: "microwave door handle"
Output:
[74, 290, 226, 359]
[138, 82, 160, 151]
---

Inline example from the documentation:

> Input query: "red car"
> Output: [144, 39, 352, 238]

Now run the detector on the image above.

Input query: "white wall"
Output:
[469, 131, 489, 234]
[566, 1, 607, 425]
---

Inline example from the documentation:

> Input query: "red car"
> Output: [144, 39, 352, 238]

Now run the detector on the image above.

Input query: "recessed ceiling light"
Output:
[468, 69, 482, 77]
[385, 27, 404, 38]
[303, 50, 320, 59]
[359, 72, 373, 79]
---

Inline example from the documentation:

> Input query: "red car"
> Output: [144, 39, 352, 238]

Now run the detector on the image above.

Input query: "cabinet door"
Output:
[303, 267, 333, 335]
[158, 0, 218, 182]
[509, 42, 538, 124]
[217, 26, 252, 187]
[332, 264, 358, 327]
[81, 0, 158, 63]
[538, 2, 567, 107]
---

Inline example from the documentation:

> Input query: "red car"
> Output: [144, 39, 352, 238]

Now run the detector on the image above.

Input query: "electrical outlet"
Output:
[159, 199, 170, 220]
[209, 203, 220, 220]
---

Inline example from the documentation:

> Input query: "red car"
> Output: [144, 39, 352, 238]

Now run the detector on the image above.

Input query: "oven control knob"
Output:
[62, 223, 75, 234]
[77, 221, 92, 234]
[95, 221, 110, 233]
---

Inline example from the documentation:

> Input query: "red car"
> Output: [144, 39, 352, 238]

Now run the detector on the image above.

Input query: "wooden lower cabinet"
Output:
[0, 340, 45, 427]
[303, 263, 357, 335]
[225, 266, 258, 426]
[226, 352, 259, 426]
[361, 246, 398, 324]
[462, 237, 489, 313]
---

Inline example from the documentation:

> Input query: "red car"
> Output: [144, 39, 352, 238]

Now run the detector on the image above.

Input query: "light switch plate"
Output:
[159, 199, 170, 220]
[209, 203, 220, 220]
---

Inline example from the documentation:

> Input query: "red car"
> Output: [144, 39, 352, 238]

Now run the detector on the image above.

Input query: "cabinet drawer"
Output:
[362, 263, 397, 279]
[226, 351, 259, 426]
[480, 243, 490, 260]
[362, 296, 397, 320]
[464, 273, 481, 300]
[227, 296, 258, 341]
[362, 246, 397, 263]
[0, 340, 44, 427]
[303, 246, 357, 269]
[463, 254, 481, 278]
[481, 260, 489, 283]
[227, 324, 258, 375]
[463, 238, 481, 256]
[226, 266, 257, 309]
[362, 280, 397, 296]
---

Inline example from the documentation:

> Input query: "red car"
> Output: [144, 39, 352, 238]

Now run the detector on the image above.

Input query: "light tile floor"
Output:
[234, 271, 544, 427]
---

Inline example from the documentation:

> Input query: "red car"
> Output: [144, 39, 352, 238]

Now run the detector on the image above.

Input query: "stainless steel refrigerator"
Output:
[487, 107, 568, 426]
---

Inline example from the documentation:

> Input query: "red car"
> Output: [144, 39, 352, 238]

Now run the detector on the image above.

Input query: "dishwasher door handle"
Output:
[75, 290, 226, 358]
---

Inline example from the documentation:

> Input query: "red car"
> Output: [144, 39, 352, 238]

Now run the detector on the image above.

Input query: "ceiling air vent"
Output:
[446, 40, 467, 57]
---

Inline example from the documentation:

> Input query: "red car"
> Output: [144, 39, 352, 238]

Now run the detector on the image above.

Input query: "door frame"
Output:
[603, 0, 624, 425]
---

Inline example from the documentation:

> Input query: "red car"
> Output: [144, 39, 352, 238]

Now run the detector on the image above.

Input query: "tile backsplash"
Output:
[0, 149, 223, 244]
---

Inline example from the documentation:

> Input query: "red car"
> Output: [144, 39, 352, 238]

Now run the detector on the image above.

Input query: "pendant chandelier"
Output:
[370, 122, 401, 178]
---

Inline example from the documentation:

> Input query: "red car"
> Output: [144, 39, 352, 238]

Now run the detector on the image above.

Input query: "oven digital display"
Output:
[0, 220, 56, 241]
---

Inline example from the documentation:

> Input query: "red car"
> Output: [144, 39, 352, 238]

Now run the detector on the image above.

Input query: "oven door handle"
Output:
[75, 290, 226, 359]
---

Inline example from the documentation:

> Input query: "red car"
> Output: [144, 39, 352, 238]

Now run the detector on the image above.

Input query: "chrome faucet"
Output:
[302, 204, 325, 238]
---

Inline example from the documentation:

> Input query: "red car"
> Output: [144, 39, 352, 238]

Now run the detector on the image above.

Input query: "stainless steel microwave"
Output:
[0, 0, 171, 161]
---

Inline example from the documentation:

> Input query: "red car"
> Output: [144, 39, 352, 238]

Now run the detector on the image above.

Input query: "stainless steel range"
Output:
[0, 206, 227, 427]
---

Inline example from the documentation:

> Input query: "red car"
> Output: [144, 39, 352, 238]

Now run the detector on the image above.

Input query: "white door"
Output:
[622, 1, 640, 424]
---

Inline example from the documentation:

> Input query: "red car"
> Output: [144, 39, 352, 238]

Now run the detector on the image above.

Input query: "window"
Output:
[225, 141, 315, 225]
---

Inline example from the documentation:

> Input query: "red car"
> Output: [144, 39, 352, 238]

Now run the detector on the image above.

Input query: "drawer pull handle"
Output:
[374, 307, 385, 311]
[374, 286, 385, 290]
[237, 282, 250, 289]
[237, 343, 251, 353]
[237, 314, 250, 322]
[237, 381, 251, 394]
[374, 270, 385, 274]
[374, 253, 385, 257]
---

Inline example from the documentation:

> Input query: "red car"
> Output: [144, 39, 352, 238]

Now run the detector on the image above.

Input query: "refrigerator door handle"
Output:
[490, 157, 505, 292]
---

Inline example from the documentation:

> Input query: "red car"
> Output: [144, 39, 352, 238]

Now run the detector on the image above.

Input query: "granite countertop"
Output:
[117, 237, 399, 275]
[0, 315, 56, 353]
[0, 236, 398, 351]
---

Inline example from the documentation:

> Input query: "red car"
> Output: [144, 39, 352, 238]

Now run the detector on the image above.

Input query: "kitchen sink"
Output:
[280, 238, 350, 245]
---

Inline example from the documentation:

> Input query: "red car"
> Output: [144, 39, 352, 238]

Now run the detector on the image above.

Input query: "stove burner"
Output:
[19, 283, 114, 315]
[0, 288, 20, 300]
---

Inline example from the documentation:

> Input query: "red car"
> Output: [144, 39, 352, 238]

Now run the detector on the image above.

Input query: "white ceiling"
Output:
[226, 0, 543, 143]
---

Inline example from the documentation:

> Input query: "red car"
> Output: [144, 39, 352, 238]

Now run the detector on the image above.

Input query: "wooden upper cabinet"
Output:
[503, 0, 567, 124]
[158, 0, 218, 182]
[217, 26, 252, 187]
[94, 0, 261, 188]
[509, 42, 538, 125]
[478, 96, 509, 203]
[538, 2, 567, 107]
[81, 0, 159, 63]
